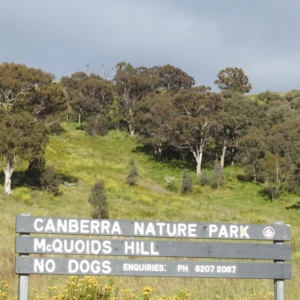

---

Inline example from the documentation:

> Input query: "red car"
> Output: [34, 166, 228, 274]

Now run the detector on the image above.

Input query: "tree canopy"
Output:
[0, 62, 67, 194]
[1, 60, 300, 201]
[62, 72, 114, 126]
[0, 62, 54, 113]
[0, 111, 49, 194]
[114, 63, 195, 135]
[214, 67, 252, 94]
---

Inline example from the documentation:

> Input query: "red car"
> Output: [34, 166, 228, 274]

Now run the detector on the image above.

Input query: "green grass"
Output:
[1, 122, 300, 299]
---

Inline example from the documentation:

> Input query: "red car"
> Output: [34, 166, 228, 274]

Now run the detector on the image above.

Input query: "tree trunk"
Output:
[196, 154, 202, 176]
[192, 147, 203, 176]
[78, 113, 81, 125]
[253, 165, 257, 182]
[220, 140, 227, 168]
[3, 162, 14, 194]
[128, 123, 135, 136]
[154, 144, 163, 159]
[231, 148, 235, 166]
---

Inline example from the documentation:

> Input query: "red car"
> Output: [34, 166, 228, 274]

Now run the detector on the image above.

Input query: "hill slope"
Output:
[0, 123, 300, 299]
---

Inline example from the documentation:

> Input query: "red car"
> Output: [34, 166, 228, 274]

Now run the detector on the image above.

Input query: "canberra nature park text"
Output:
[31, 217, 250, 239]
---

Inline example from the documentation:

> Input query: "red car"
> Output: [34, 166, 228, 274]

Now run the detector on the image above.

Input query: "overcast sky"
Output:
[1, 1, 300, 94]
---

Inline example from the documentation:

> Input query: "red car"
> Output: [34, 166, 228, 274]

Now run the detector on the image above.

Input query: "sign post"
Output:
[15, 215, 291, 299]
[17, 213, 30, 300]
[274, 222, 285, 300]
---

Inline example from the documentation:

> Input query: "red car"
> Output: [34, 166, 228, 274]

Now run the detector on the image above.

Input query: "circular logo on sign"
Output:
[263, 227, 275, 239]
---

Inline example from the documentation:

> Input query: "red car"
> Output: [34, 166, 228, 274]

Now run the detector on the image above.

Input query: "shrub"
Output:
[26, 156, 46, 186]
[210, 161, 225, 189]
[127, 159, 139, 186]
[165, 175, 177, 191]
[181, 169, 193, 194]
[84, 114, 109, 136]
[88, 180, 109, 219]
[263, 182, 282, 202]
[40, 167, 62, 196]
[199, 170, 211, 186]
[26, 156, 62, 196]
[287, 159, 300, 193]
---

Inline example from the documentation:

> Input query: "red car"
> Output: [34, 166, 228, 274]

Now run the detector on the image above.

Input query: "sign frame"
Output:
[15, 215, 291, 300]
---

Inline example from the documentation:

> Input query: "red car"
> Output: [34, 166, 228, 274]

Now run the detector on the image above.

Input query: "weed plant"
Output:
[30, 276, 192, 300]
[0, 276, 278, 300]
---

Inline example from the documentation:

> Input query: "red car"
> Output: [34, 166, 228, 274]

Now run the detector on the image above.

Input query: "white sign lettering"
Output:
[33, 218, 121, 235]
[124, 241, 159, 255]
[208, 224, 249, 239]
[34, 259, 56, 273]
[134, 222, 197, 237]
[178, 265, 189, 272]
[33, 238, 112, 254]
[123, 263, 165, 272]
[68, 260, 111, 274]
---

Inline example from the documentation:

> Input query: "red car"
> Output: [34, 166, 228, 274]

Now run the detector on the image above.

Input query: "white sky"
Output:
[1, 1, 300, 94]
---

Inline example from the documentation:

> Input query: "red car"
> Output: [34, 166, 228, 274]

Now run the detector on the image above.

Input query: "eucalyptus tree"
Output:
[0, 63, 67, 125]
[0, 111, 48, 194]
[256, 91, 284, 104]
[267, 119, 300, 173]
[20, 82, 67, 132]
[214, 67, 252, 94]
[238, 128, 267, 182]
[114, 63, 195, 136]
[214, 94, 252, 168]
[287, 158, 300, 193]
[0, 62, 67, 194]
[285, 89, 300, 110]
[113, 62, 156, 135]
[257, 115, 289, 201]
[273, 119, 300, 194]
[0, 62, 53, 113]
[266, 101, 295, 126]
[236, 107, 300, 200]
[260, 151, 287, 201]
[161, 86, 221, 175]
[150, 64, 195, 90]
[133, 91, 175, 159]
[62, 72, 114, 126]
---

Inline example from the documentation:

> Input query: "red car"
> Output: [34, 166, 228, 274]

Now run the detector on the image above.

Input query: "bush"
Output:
[263, 183, 282, 202]
[127, 159, 139, 186]
[88, 180, 109, 219]
[287, 159, 300, 193]
[165, 175, 177, 191]
[84, 114, 109, 136]
[26, 157, 62, 196]
[26, 156, 46, 186]
[199, 170, 211, 186]
[181, 169, 193, 194]
[210, 161, 224, 189]
[40, 167, 62, 196]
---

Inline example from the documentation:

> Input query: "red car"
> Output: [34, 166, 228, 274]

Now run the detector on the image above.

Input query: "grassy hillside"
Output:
[1, 123, 300, 299]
